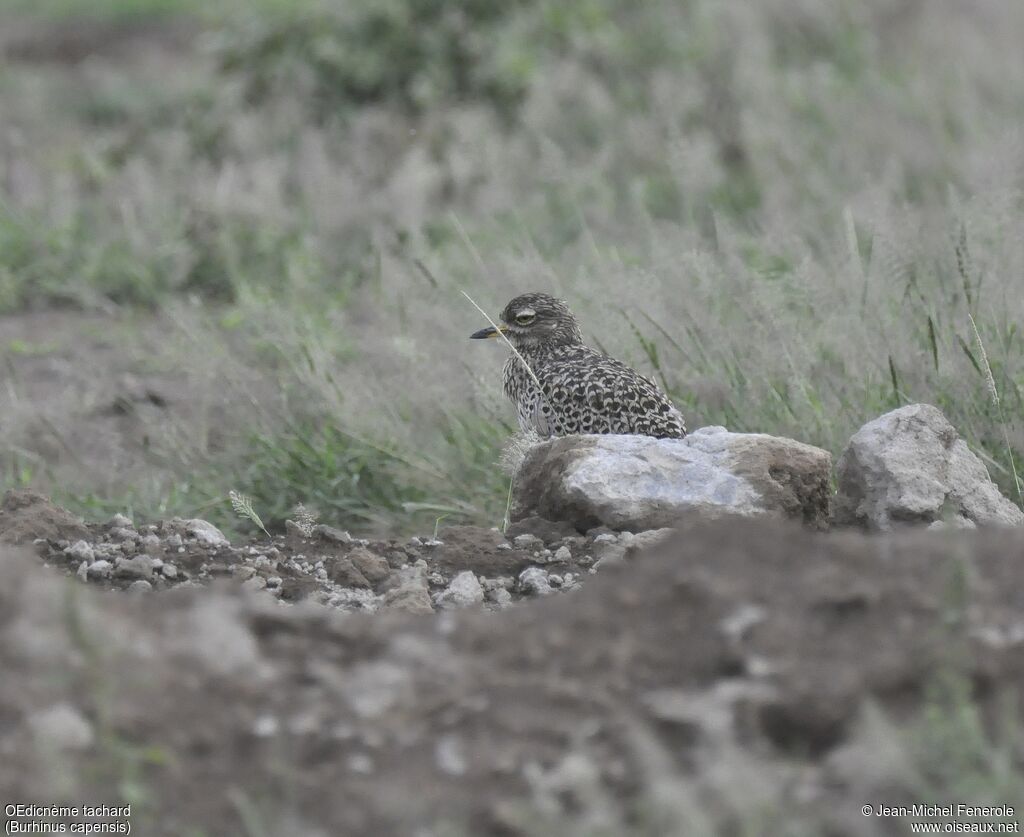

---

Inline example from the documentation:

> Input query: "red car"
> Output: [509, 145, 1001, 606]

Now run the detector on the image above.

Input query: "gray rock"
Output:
[106, 513, 133, 529]
[327, 557, 370, 589]
[315, 524, 353, 544]
[552, 545, 572, 563]
[834, 404, 1024, 530]
[511, 430, 831, 531]
[27, 703, 94, 751]
[127, 580, 153, 594]
[76, 561, 88, 582]
[436, 571, 485, 609]
[383, 562, 434, 614]
[65, 540, 95, 562]
[348, 547, 391, 584]
[114, 555, 154, 580]
[183, 519, 229, 548]
[110, 526, 138, 542]
[86, 560, 113, 580]
[519, 567, 553, 596]
[160, 563, 178, 580]
[512, 533, 544, 551]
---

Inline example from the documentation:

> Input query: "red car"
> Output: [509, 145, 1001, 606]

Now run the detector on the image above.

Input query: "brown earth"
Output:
[2, 501, 1024, 836]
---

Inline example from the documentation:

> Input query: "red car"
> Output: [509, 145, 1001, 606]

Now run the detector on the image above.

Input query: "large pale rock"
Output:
[510, 427, 832, 532]
[834, 403, 1024, 530]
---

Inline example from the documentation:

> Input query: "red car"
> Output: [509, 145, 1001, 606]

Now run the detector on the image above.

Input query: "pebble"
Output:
[161, 564, 178, 580]
[553, 545, 572, 563]
[519, 567, 553, 596]
[185, 519, 229, 548]
[266, 576, 282, 589]
[315, 525, 352, 544]
[86, 560, 113, 580]
[513, 534, 544, 551]
[65, 541, 95, 562]
[76, 561, 88, 582]
[115, 555, 154, 580]
[436, 571, 484, 609]
[106, 513, 133, 529]
[127, 580, 152, 594]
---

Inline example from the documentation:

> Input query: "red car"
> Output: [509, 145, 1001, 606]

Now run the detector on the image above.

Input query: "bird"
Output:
[470, 292, 687, 439]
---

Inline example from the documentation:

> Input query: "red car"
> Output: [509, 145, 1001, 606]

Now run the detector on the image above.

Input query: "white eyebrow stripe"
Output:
[517, 308, 536, 318]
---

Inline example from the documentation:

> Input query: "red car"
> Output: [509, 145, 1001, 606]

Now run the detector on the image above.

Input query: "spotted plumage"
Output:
[470, 292, 687, 438]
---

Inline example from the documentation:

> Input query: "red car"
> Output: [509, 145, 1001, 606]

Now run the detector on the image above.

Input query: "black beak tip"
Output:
[470, 327, 497, 340]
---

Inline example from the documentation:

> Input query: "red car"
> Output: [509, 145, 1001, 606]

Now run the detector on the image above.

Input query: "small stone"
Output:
[327, 557, 370, 589]
[436, 571, 485, 609]
[140, 534, 162, 554]
[114, 555, 154, 580]
[127, 580, 152, 594]
[423, 538, 444, 547]
[166, 534, 183, 549]
[315, 524, 352, 544]
[184, 519, 229, 548]
[435, 735, 467, 776]
[160, 563, 178, 580]
[489, 588, 513, 608]
[242, 576, 267, 592]
[27, 703, 93, 752]
[548, 574, 563, 587]
[348, 547, 391, 584]
[407, 536, 423, 547]
[106, 513, 133, 529]
[513, 534, 544, 551]
[383, 563, 434, 614]
[232, 565, 256, 581]
[86, 560, 113, 580]
[266, 576, 282, 589]
[593, 533, 618, 544]
[119, 540, 137, 556]
[109, 526, 138, 542]
[519, 567, 553, 596]
[593, 542, 627, 568]
[65, 540, 95, 562]
[552, 545, 572, 563]
[76, 561, 88, 582]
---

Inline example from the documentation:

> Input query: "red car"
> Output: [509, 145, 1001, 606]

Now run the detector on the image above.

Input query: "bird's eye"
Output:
[515, 310, 536, 325]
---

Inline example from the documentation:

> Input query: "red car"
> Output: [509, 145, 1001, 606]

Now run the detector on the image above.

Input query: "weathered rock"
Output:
[326, 556, 371, 589]
[115, 555, 154, 580]
[65, 540, 95, 562]
[511, 428, 831, 531]
[348, 547, 391, 584]
[0, 490, 90, 545]
[519, 566, 553, 596]
[315, 524, 352, 544]
[165, 518, 230, 548]
[435, 571, 485, 609]
[834, 404, 1024, 530]
[383, 562, 434, 614]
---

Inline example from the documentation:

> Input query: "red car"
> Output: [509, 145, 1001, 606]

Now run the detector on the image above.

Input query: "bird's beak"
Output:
[470, 325, 507, 340]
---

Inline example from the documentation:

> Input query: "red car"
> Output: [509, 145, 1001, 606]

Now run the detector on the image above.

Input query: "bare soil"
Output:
[2, 492, 1023, 836]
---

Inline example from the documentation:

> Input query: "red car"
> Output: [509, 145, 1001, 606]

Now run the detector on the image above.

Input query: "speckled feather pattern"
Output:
[491, 293, 687, 439]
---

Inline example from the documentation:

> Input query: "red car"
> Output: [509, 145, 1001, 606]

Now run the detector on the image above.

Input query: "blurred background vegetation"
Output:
[1, 0, 1022, 534]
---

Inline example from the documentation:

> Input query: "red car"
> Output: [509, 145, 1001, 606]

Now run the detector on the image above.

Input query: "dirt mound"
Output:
[2, 515, 1023, 835]
[0, 489, 90, 545]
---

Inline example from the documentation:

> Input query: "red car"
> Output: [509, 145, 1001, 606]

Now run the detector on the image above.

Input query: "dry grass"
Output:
[1, 0, 1023, 531]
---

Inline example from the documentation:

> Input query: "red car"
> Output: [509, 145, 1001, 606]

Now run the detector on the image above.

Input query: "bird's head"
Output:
[470, 293, 584, 348]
